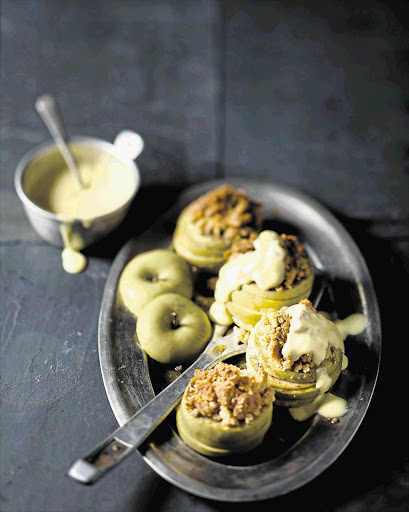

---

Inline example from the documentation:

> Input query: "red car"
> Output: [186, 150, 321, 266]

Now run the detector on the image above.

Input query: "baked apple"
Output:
[176, 362, 274, 456]
[246, 300, 344, 408]
[209, 230, 313, 330]
[172, 185, 262, 273]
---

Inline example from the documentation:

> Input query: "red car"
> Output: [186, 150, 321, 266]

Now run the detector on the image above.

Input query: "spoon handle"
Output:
[35, 94, 84, 188]
[67, 350, 215, 484]
[67, 332, 244, 485]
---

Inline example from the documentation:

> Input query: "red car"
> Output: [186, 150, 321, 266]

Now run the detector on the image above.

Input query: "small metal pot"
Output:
[14, 130, 144, 249]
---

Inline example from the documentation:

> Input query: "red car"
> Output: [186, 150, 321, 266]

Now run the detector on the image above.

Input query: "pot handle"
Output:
[113, 130, 144, 161]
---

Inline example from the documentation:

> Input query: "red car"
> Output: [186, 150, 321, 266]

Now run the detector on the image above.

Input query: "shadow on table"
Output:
[83, 183, 185, 261]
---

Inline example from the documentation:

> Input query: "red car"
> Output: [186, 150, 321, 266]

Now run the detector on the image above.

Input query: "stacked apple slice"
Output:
[247, 342, 343, 408]
[172, 205, 232, 272]
[226, 273, 314, 331]
[177, 389, 273, 457]
[246, 303, 344, 408]
[208, 230, 315, 331]
[172, 185, 262, 273]
[176, 363, 275, 457]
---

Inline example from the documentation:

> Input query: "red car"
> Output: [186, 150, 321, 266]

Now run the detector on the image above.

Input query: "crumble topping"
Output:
[227, 232, 312, 290]
[280, 234, 312, 289]
[233, 325, 250, 344]
[188, 185, 262, 240]
[184, 362, 275, 427]
[224, 232, 259, 259]
[258, 299, 333, 373]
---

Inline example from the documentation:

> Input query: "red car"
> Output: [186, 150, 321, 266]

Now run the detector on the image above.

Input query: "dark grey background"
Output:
[1, 1, 408, 511]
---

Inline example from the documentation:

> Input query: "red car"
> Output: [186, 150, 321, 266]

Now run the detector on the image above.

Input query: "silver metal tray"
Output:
[98, 179, 381, 501]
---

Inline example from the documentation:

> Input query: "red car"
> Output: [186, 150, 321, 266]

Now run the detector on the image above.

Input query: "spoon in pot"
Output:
[35, 94, 85, 189]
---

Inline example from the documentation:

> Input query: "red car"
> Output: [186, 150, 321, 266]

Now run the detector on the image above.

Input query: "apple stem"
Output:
[171, 312, 179, 329]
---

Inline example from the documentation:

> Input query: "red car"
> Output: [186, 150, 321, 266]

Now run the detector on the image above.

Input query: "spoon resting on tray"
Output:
[67, 274, 328, 485]
[67, 325, 245, 485]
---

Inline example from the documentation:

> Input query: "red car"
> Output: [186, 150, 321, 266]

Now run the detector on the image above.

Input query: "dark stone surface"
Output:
[1, 1, 408, 511]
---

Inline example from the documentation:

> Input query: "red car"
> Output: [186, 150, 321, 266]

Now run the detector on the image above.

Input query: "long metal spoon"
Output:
[67, 327, 245, 485]
[35, 94, 85, 189]
[68, 275, 327, 485]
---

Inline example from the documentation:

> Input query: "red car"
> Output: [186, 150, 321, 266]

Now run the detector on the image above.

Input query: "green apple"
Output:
[230, 281, 311, 312]
[172, 221, 227, 272]
[246, 323, 343, 408]
[172, 240, 226, 273]
[173, 209, 231, 255]
[176, 393, 273, 457]
[230, 289, 286, 311]
[136, 293, 212, 364]
[247, 363, 320, 408]
[241, 274, 314, 301]
[176, 207, 232, 252]
[118, 249, 193, 317]
[226, 301, 262, 328]
[173, 225, 227, 259]
[230, 315, 255, 332]
[226, 275, 313, 331]
[246, 342, 320, 407]
[172, 207, 238, 272]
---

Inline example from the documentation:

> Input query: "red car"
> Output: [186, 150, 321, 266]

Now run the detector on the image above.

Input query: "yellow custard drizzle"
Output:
[27, 156, 134, 273]
[289, 312, 366, 421]
[209, 230, 286, 325]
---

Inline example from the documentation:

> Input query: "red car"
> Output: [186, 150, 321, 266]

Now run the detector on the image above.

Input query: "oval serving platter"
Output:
[98, 179, 381, 502]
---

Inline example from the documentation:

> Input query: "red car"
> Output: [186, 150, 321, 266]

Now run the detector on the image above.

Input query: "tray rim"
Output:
[98, 178, 382, 501]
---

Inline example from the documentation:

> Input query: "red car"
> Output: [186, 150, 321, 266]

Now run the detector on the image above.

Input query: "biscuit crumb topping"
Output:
[259, 299, 333, 373]
[280, 234, 312, 289]
[233, 326, 250, 344]
[189, 185, 262, 241]
[184, 362, 275, 427]
[228, 233, 312, 290]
